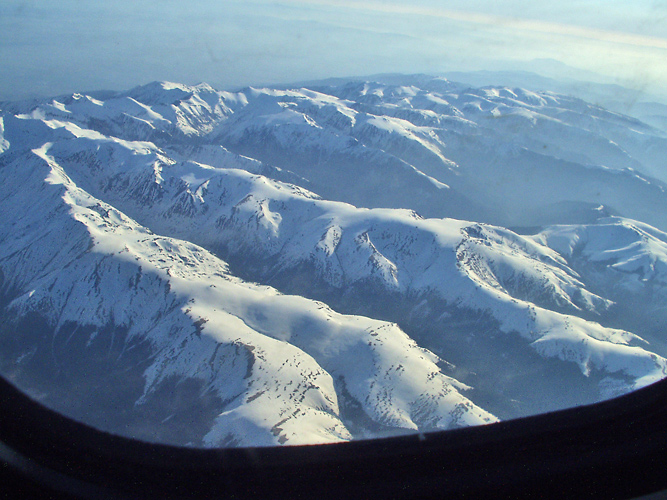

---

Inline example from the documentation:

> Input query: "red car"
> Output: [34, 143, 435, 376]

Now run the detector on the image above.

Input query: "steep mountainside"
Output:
[1, 76, 666, 446]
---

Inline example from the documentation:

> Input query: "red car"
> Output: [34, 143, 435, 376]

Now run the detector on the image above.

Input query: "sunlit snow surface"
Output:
[1, 77, 667, 447]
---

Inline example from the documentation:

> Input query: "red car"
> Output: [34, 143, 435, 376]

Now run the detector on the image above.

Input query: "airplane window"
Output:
[1, 0, 667, 459]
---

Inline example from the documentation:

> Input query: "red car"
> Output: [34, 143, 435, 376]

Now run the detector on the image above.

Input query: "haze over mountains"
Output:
[1, 74, 666, 447]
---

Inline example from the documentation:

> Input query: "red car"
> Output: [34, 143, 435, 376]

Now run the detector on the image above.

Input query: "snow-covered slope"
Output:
[534, 217, 667, 351]
[1, 76, 667, 446]
[0, 140, 496, 447]
[38, 131, 664, 397]
[351, 80, 667, 230]
[6, 77, 667, 229]
[2, 82, 246, 143]
[537, 217, 667, 289]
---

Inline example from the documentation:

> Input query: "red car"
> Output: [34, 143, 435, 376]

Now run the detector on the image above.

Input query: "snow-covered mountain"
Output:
[535, 217, 667, 353]
[1, 76, 666, 447]
[0, 136, 497, 446]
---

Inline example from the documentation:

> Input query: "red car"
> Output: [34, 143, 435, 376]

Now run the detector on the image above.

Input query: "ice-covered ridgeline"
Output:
[0, 81, 247, 142]
[5, 78, 667, 230]
[0, 135, 498, 447]
[534, 218, 667, 344]
[3, 77, 667, 431]
[215, 80, 667, 230]
[8, 118, 665, 398]
[323, 79, 667, 179]
[537, 217, 667, 287]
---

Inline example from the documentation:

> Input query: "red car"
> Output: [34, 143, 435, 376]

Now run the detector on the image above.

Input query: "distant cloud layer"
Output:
[352, 2, 667, 49]
[0, 0, 665, 100]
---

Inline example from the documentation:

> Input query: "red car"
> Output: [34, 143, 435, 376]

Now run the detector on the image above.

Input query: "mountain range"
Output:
[1, 75, 666, 447]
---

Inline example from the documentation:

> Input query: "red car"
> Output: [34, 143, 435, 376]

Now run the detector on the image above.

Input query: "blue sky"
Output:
[1, 0, 666, 100]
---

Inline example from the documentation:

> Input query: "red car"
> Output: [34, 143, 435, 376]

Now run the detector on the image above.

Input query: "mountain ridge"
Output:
[1, 75, 666, 446]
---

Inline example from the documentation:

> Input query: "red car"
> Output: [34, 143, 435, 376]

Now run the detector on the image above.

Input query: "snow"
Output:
[39, 129, 662, 404]
[0, 117, 8, 153]
[537, 217, 667, 285]
[1, 130, 498, 446]
[3, 75, 667, 447]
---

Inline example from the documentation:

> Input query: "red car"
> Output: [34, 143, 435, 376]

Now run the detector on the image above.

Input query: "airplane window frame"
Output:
[1, 372, 666, 499]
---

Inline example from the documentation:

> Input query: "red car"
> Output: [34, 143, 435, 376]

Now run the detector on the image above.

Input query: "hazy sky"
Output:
[1, 0, 666, 100]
